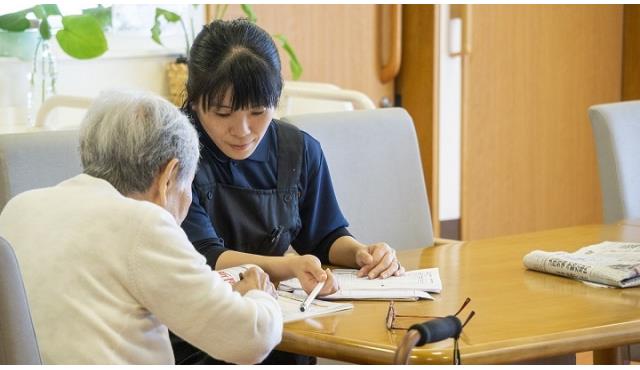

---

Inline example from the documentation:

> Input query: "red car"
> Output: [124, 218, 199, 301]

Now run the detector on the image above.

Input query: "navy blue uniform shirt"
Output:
[181, 116, 352, 267]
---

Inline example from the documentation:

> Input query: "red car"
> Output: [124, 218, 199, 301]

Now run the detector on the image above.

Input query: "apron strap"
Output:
[275, 120, 303, 191]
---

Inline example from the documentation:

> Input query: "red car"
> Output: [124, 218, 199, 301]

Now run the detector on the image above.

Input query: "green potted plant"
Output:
[0, 4, 110, 122]
[0, 4, 109, 59]
[151, 4, 302, 106]
[150, 5, 196, 106]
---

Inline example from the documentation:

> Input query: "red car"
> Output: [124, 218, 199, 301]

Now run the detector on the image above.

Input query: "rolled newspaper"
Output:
[523, 241, 640, 288]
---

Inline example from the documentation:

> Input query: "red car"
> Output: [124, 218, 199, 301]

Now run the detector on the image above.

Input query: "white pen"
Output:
[299, 280, 325, 312]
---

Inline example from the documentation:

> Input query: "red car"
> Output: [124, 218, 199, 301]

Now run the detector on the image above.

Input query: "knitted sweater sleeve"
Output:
[127, 206, 282, 364]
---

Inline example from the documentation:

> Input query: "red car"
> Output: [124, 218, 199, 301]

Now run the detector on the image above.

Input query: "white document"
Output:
[216, 265, 354, 323]
[286, 288, 433, 301]
[277, 291, 354, 323]
[279, 268, 442, 301]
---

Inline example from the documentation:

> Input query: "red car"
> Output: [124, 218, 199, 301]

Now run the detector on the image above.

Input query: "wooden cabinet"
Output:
[460, 5, 623, 239]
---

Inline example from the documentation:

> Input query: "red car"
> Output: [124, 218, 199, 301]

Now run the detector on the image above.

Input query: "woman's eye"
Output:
[214, 112, 231, 117]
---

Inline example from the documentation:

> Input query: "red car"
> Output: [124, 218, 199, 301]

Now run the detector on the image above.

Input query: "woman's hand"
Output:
[355, 242, 405, 279]
[291, 255, 339, 296]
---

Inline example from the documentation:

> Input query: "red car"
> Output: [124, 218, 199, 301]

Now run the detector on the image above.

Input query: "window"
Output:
[0, 4, 204, 58]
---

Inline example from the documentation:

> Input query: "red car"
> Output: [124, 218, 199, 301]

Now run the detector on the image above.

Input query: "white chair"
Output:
[276, 81, 376, 118]
[34, 95, 92, 129]
[0, 237, 41, 364]
[282, 108, 434, 250]
[588, 100, 640, 223]
[0, 130, 82, 211]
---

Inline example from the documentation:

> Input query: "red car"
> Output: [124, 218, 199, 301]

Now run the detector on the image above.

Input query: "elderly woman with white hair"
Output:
[0, 90, 282, 365]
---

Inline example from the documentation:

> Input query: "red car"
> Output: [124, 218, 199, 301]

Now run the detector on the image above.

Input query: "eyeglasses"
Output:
[385, 297, 474, 331]
[386, 298, 475, 365]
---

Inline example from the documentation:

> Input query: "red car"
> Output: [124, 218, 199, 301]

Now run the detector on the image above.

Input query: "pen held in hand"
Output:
[300, 280, 325, 312]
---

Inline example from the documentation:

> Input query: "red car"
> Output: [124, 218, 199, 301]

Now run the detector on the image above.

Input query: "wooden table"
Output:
[277, 224, 640, 364]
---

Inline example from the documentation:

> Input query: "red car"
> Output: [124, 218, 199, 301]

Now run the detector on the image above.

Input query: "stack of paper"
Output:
[216, 264, 354, 323]
[279, 268, 442, 301]
[277, 291, 354, 323]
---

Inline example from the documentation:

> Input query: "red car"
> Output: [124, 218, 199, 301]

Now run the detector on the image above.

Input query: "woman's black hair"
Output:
[184, 19, 283, 112]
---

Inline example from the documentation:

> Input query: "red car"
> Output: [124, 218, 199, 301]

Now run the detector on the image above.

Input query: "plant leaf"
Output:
[32, 5, 46, 19]
[151, 21, 162, 45]
[0, 9, 32, 31]
[32, 4, 60, 40]
[240, 4, 257, 23]
[273, 34, 303, 80]
[56, 15, 108, 59]
[31, 4, 61, 22]
[40, 5, 61, 16]
[82, 5, 111, 31]
[151, 7, 182, 46]
[33, 4, 61, 19]
[39, 16, 51, 40]
[156, 8, 181, 23]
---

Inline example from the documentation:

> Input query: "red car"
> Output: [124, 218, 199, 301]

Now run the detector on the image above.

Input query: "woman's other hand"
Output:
[355, 242, 405, 279]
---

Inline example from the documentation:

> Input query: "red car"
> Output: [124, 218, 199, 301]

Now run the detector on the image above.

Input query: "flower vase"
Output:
[27, 39, 57, 126]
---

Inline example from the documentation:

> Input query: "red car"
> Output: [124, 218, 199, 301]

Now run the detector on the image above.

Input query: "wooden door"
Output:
[623, 5, 640, 100]
[397, 5, 439, 235]
[461, 5, 623, 240]
[206, 5, 395, 107]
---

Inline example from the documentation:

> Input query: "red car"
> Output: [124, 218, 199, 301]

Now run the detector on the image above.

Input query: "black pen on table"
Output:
[299, 280, 326, 312]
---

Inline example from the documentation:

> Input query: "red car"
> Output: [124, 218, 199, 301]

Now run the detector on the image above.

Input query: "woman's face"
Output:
[194, 92, 274, 160]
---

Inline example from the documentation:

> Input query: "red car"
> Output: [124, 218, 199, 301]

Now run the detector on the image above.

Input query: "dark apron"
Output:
[172, 121, 315, 365]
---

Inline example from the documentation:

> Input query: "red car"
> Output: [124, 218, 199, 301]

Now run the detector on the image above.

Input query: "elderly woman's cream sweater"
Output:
[0, 174, 282, 364]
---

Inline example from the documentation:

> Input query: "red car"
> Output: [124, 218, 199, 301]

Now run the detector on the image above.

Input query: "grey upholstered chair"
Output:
[588, 100, 640, 362]
[283, 108, 434, 250]
[0, 130, 82, 211]
[0, 237, 41, 364]
[0, 130, 79, 363]
[588, 100, 640, 223]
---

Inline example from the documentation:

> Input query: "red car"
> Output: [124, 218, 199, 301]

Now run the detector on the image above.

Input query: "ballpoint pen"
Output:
[299, 280, 326, 312]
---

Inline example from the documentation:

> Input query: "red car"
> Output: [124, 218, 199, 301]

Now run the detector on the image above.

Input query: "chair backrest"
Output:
[34, 95, 92, 129]
[0, 130, 82, 211]
[588, 101, 640, 223]
[0, 237, 41, 364]
[282, 108, 434, 249]
[276, 81, 376, 118]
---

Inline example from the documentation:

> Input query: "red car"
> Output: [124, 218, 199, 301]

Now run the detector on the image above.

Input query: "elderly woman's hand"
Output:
[355, 242, 405, 279]
[232, 266, 277, 299]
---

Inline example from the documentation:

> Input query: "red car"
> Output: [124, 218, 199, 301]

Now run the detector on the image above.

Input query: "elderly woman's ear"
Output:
[154, 158, 194, 224]
[154, 158, 181, 208]
[129, 158, 181, 216]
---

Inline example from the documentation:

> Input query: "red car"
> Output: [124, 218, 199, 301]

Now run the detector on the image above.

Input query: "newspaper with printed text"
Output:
[523, 241, 640, 288]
